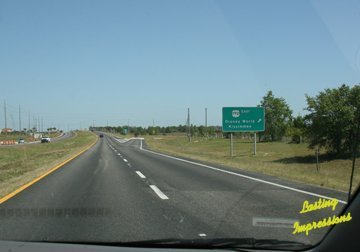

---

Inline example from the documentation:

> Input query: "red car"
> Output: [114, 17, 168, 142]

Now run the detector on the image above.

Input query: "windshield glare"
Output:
[0, 0, 359, 250]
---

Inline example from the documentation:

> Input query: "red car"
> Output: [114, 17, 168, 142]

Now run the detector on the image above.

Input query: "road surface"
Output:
[0, 134, 348, 246]
[50, 131, 75, 142]
[0, 131, 74, 146]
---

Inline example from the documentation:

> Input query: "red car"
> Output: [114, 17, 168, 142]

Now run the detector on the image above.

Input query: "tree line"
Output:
[92, 84, 359, 156]
[91, 125, 222, 138]
[259, 84, 359, 156]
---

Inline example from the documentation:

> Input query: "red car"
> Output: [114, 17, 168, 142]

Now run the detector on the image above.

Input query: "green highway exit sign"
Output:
[222, 107, 265, 132]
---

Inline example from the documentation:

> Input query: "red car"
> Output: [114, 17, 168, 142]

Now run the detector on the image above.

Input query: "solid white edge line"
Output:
[142, 148, 347, 204]
[114, 137, 145, 144]
[136, 171, 146, 179]
[150, 185, 169, 200]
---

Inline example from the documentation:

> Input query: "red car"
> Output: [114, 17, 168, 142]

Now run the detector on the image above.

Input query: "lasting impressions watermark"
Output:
[293, 198, 352, 236]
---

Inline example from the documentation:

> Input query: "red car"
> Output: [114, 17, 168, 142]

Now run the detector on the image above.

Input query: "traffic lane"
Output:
[118, 137, 347, 201]
[0, 132, 75, 146]
[109, 136, 346, 201]
[50, 131, 74, 142]
[0, 139, 133, 208]
[116, 137, 347, 201]
[29, 131, 74, 144]
[0, 138, 219, 242]
[108, 137, 345, 244]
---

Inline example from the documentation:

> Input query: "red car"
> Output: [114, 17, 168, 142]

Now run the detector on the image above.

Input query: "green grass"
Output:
[0, 131, 97, 198]
[143, 135, 360, 193]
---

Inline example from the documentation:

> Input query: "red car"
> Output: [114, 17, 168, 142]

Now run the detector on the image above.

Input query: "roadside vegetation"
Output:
[143, 135, 359, 193]
[0, 131, 97, 198]
[93, 84, 360, 194]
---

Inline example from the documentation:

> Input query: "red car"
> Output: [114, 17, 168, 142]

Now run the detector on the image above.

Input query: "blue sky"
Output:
[0, 0, 359, 130]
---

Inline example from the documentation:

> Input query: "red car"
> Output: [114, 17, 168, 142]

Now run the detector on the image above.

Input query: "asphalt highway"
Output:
[50, 131, 75, 142]
[1, 131, 75, 146]
[0, 134, 348, 246]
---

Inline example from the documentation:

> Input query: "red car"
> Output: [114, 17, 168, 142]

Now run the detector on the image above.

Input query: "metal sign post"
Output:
[222, 107, 265, 157]
[230, 133, 234, 157]
[254, 132, 257, 156]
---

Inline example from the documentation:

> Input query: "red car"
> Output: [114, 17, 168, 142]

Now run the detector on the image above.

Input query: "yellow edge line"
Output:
[0, 135, 99, 205]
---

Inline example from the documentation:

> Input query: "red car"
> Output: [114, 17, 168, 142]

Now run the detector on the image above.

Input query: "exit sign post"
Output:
[222, 107, 265, 157]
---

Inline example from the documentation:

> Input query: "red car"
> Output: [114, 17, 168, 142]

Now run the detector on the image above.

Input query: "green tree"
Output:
[207, 126, 216, 137]
[259, 91, 293, 141]
[287, 115, 306, 143]
[198, 125, 206, 137]
[304, 84, 360, 155]
[147, 126, 157, 135]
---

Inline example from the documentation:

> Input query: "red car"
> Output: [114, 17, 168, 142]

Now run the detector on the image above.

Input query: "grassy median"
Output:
[143, 135, 359, 193]
[0, 131, 97, 198]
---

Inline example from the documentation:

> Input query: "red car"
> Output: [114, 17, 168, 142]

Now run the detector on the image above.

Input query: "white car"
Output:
[41, 137, 51, 143]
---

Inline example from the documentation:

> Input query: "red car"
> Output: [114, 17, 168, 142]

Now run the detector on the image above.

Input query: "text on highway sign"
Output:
[222, 107, 265, 132]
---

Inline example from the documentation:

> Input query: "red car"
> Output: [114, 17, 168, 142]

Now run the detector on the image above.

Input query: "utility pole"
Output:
[4, 100, 7, 130]
[187, 108, 191, 142]
[205, 108, 208, 138]
[19, 105, 21, 132]
[32, 116, 35, 131]
[28, 111, 30, 133]
[10, 115, 15, 131]
[253, 132, 257, 155]
[230, 132, 234, 157]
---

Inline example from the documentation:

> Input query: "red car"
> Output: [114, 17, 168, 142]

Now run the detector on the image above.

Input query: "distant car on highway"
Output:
[18, 138, 25, 144]
[99, 134, 104, 138]
[41, 137, 51, 143]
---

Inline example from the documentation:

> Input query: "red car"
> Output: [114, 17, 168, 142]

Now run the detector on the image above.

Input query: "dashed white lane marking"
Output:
[127, 163, 132, 167]
[198, 233, 207, 237]
[117, 153, 121, 156]
[150, 185, 169, 200]
[123, 159, 128, 163]
[142, 149, 347, 204]
[136, 171, 146, 179]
